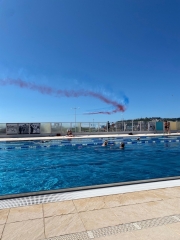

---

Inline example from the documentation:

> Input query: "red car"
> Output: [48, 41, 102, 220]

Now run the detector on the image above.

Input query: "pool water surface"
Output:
[0, 137, 180, 196]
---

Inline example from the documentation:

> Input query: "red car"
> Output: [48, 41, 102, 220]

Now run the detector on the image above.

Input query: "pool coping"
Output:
[1, 178, 180, 209]
[1, 176, 180, 201]
[0, 132, 180, 141]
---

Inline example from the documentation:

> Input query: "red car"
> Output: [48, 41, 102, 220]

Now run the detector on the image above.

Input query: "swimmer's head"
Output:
[102, 140, 108, 146]
[120, 142, 125, 148]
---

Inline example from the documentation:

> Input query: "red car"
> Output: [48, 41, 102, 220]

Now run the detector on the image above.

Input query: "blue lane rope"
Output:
[0, 137, 179, 150]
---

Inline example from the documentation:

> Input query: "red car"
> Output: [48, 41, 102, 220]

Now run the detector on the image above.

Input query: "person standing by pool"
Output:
[107, 121, 110, 132]
[167, 121, 171, 134]
[164, 121, 168, 134]
[111, 122, 115, 131]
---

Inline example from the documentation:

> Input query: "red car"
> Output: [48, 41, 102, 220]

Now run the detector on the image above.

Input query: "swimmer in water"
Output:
[102, 140, 108, 146]
[120, 142, 125, 148]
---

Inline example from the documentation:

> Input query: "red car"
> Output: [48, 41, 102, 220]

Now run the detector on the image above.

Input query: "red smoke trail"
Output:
[0, 78, 127, 114]
[83, 108, 122, 115]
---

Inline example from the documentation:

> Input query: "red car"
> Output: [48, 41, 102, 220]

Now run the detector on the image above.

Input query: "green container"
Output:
[156, 122, 163, 131]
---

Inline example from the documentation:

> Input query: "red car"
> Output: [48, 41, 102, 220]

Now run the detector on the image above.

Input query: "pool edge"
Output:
[1, 175, 180, 200]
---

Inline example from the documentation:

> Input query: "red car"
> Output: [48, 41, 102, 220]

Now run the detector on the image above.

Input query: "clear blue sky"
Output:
[0, 0, 180, 123]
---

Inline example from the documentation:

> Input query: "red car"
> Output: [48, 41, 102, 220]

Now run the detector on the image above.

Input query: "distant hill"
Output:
[117, 117, 180, 122]
[135, 117, 180, 121]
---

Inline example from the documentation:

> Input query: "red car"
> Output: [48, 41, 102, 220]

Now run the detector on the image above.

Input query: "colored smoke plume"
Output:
[0, 78, 128, 115]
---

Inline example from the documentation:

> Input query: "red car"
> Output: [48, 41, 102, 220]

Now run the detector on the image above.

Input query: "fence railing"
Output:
[0, 121, 180, 136]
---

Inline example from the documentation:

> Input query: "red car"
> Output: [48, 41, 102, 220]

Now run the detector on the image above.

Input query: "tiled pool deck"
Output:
[0, 133, 180, 240]
[1, 185, 180, 240]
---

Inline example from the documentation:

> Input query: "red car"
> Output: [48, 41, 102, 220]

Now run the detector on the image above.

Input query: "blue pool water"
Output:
[0, 135, 180, 196]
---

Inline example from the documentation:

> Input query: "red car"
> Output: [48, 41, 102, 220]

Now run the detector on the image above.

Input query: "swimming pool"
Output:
[0, 135, 180, 197]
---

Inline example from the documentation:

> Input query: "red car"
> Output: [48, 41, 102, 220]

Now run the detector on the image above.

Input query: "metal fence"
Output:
[0, 120, 179, 136]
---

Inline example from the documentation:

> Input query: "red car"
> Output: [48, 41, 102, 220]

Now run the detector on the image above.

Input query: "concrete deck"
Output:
[1, 186, 180, 240]
[0, 132, 180, 142]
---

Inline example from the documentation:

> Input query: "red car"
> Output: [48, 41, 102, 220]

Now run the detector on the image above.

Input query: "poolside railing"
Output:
[0, 120, 179, 136]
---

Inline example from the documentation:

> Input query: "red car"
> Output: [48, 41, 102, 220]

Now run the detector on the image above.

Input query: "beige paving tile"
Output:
[142, 200, 178, 218]
[104, 190, 162, 208]
[43, 200, 76, 217]
[174, 186, 180, 192]
[167, 222, 180, 235]
[0, 225, 5, 239]
[148, 189, 171, 200]
[116, 190, 162, 206]
[149, 187, 180, 200]
[163, 198, 180, 214]
[165, 187, 180, 198]
[45, 213, 85, 238]
[73, 196, 106, 212]
[103, 194, 125, 208]
[79, 208, 121, 230]
[1, 219, 44, 240]
[96, 231, 139, 240]
[7, 204, 43, 223]
[111, 204, 150, 224]
[0, 209, 9, 225]
[142, 189, 165, 200]
[133, 225, 180, 240]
